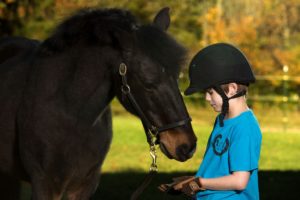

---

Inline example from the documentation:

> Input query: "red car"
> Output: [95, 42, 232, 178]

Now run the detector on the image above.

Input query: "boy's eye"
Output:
[206, 89, 213, 95]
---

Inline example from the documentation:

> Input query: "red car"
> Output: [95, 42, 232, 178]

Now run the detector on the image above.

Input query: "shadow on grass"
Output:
[21, 170, 300, 199]
[92, 170, 300, 200]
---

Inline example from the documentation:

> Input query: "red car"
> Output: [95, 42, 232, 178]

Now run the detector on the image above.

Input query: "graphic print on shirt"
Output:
[212, 134, 229, 156]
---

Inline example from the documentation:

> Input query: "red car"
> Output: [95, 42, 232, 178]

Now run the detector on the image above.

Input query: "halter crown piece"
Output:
[184, 43, 255, 126]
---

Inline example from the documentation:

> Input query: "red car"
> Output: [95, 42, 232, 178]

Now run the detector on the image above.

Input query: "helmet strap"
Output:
[213, 86, 247, 127]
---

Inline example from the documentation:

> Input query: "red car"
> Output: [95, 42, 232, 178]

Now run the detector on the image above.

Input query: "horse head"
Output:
[37, 7, 197, 162]
[113, 8, 197, 162]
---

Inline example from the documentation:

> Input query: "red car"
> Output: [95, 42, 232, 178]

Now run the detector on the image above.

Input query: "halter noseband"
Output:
[119, 62, 191, 146]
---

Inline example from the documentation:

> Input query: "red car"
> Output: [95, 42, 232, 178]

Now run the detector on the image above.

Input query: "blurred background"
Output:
[1, 0, 299, 199]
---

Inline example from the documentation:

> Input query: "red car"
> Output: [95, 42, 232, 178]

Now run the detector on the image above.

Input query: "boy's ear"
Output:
[228, 83, 238, 96]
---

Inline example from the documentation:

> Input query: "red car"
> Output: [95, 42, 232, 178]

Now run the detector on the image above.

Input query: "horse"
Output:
[0, 7, 197, 200]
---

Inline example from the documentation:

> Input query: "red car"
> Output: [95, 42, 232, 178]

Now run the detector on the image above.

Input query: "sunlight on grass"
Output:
[102, 103, 300, 173]
[20, 100, 300, 200]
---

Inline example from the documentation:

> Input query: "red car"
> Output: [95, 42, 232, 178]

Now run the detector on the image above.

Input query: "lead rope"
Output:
[119, 63, 191, 200]
[130, 131, 158, 200]
[118, 63, 158, 200]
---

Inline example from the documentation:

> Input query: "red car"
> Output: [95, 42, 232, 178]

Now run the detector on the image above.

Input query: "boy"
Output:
[159, 43, 262, 199]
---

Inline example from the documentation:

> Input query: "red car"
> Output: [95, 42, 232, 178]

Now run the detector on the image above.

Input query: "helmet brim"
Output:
[184, 87, 200, 96]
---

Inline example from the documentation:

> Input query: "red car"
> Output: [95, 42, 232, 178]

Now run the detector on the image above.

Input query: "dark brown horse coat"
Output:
[0, 8, 197, 200]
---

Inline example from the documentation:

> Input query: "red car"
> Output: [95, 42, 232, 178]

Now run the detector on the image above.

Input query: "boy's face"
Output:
[205, 88, 223, 112]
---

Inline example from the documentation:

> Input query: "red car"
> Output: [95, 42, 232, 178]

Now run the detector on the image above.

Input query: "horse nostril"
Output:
[176, 143, 196, 161]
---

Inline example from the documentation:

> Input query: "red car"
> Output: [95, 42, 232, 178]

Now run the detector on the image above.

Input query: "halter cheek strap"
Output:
[119, 62, 192, 200]
[213, 86, 247, 127]
[119, 63, 191, 144]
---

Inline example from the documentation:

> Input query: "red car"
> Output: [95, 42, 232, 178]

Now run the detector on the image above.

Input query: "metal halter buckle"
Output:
[149, 145, 158, 172]
[121, 85, 130, 94]
[119, 63, 127, 75]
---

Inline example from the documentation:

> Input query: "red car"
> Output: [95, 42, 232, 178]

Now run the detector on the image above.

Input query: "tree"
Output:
[0, 0, 21, 36]
[1, 0, 299, 93]
[196, 0, 300, 94]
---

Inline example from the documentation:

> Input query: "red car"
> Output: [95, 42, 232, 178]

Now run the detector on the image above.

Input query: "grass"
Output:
[98, 101, 300, 199]
[20, 100, 300, 199]
[102, 100, 300, 172]
[102, 116, 300, 173]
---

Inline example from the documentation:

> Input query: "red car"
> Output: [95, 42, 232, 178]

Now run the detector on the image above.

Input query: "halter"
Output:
[119, 62, 191, 147]
[118, 62, 191, 200]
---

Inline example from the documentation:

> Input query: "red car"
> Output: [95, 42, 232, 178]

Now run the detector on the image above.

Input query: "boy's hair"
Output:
[220, 83, 248, 95]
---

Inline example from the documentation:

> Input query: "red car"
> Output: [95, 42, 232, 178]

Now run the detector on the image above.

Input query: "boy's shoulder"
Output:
[230, 110, 262, 136]
[238, 110, 257, 123]
[223, 109, 257, 125]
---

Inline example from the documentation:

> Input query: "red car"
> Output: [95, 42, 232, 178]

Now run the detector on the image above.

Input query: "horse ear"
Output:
[153, 7, 170, 31]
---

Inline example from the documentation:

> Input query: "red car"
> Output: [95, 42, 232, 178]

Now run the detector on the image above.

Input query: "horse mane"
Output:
[40, 8, 186, 75]
[40, 8, 136, 52]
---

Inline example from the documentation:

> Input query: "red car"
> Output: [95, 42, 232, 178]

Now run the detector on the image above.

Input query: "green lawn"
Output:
[97, 112, 300, 200]
[100, 102, 300, 199]
[20, 102, 300, 199]
[102, 113, 300, 172]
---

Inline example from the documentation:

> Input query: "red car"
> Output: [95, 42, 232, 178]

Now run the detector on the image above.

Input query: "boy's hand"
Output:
[158, 176, 193, 195]
[173, 177, 205, 197]
[172, 176, 194, 183]
[158, 183, 182, 195]
[172, 176, 195, 190]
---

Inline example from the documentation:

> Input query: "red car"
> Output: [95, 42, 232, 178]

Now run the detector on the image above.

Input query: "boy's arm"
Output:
[173, 171, 250, 195]
[199, 171, 250, 191]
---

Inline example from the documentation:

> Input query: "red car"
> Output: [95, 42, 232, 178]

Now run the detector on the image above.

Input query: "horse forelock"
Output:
[39, 8, 137, 53]
[136, 25, 187, 77]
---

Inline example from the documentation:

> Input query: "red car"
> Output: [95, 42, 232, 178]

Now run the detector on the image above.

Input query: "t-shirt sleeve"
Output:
[229, 125, 261, 172]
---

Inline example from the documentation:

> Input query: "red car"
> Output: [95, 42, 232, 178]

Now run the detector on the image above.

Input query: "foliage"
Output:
[197, 0, 300, 94]
[0, 0, 300, 95]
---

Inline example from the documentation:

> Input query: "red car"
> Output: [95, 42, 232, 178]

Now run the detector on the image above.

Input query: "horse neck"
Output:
[66, 46, 119, 124]
[34, 45, 119, 125]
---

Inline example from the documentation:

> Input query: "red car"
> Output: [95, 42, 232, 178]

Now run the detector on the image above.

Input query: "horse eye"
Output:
[144, 82, 155, 90]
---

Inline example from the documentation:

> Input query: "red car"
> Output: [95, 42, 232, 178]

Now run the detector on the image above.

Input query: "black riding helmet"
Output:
[184, 43, 255, 126]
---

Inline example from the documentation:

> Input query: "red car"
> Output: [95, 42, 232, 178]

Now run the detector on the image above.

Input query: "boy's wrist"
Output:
[196, 177, 206, 190]
[188, 177, 205, 192]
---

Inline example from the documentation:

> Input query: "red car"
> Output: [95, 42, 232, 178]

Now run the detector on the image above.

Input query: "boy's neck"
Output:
[225, 97, 249, 119]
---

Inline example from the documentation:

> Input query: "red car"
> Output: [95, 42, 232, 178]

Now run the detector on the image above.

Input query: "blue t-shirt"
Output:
[195, 110, 262, 200]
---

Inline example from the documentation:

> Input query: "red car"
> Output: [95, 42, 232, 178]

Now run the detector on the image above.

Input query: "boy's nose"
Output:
[205, 93, 211, 101]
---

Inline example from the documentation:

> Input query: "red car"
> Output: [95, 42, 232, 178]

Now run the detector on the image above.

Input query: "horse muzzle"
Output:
[158, 129, 197, 162]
